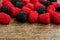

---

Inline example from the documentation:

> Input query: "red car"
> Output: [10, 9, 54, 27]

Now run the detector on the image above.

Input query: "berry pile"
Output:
[0, 0, 60, 24]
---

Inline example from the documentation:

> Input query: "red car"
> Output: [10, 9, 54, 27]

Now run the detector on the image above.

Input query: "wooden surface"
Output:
[0, 0, 60, 40]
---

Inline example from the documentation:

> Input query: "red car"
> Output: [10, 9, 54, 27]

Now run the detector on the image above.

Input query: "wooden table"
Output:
[0, 0, 60, 40]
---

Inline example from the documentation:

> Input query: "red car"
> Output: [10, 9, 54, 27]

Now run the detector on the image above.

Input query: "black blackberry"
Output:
[41, 1, 50, 7]
[0, 9, 1, 12]
[16, 12, 27, 22]
[15, 2, 25, 8]
[36, 7, 46, 14]
[56, 7, 60, 12]
[11, 0, 20, 5]
[47, 0, 57, 2]
[1, 6, 10, 15]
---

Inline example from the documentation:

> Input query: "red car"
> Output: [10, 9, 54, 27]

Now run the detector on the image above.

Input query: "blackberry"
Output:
[56, 7, 60, 12]
[41, 1, 50, 7]
[15, 2, 25, 8]
[11, 0, 20, 5]
[0, 9, 1, 12]
[1, 6, 10, 15]
[36, 7, 46, 14]
[16, 12, 27, 22]
[47, 0, 57, 2]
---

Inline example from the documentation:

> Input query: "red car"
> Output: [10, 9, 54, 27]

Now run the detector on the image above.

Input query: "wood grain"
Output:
[0, 0, 60, 40]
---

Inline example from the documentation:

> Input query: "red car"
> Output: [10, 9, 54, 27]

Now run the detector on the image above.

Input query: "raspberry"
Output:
[41, 1, 50, 7]
[28, 11, 38, 23]
[3, 1, 14, 9]
[16, 12, 27, 22]
[2, 0, 11, 2]
[51, 12, 60, 24]
[47, 5, 55, 12]
[11, 7, 21, 17]
[35, 2, 45, 10]
[0, 12, 11, 24]
[36, 7, 46, 14]
[1, 6, 10, 15]
[30, 0, 38, 4]
[2, 0, 11, 4]
[38, 13, 50, 24]
[25, 3, 34, 10]
[47, 0, 57, 2]
[0, 4, 3, 8]
[51, 2, 60, 8]
[8, 0, 11, 1]
[15, 2, 25, 8]
[22, 6, 32, 14]
[0, 4, 3, 12]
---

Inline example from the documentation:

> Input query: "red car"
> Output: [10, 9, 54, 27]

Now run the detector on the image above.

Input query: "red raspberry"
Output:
[21, 0, 30, 4]
[22, 6, 32, 14]
[35, 2, 45, 10]
[3, 1, 14, 9]
[30, 0, 38, 4]
[8, 0, 11, 1]
[51, 12, 60, 24]
[0, 4, 3, 8]
[2, 0, 8, 3]
[51, 2, 60, 8]
[11, 7, 21, 17]
[38, 13, 50, 24]
[2, 0, 11, 4]
[25, 3, 34, 10]
[28, 11, 38, 23]
[47, 5, 55, 12]
[0, 12, 11, 24]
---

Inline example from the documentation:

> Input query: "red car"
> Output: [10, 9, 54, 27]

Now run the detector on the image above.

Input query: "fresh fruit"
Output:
[47, 5, 55, 12]
[0, 12, 11, 24]
[41, 1, 50, 7]
[15, 2, 25, 8]
[38, 13, 50, 24]
[35, 2, 45, 10]
[22, 6, 32, 14]
[16, 12, 27, 22]
[36, 7, 46, 14]
[56, 6, 60, 12]
[25, 3, 34, 10]
[51, 12, 60, 24]
[11, 7, 21, 17]
[1, 6, 10, 15]
[11, 0, 20, 5]
[28, 11, 38, 23]
[30, 0, 38, 4]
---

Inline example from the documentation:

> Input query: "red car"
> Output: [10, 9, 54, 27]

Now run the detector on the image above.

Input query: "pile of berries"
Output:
[0, 0, 60, 24]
